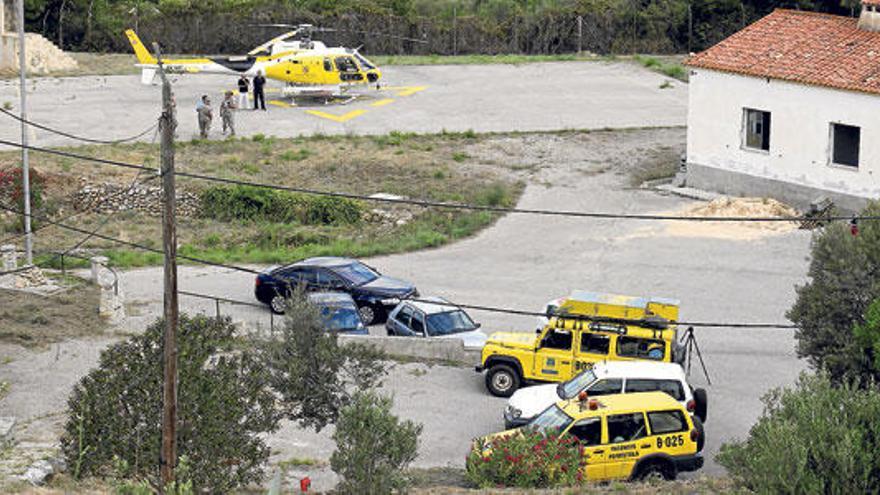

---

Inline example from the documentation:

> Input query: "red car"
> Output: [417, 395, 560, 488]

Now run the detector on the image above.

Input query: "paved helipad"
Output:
[0, 61, 686, 146]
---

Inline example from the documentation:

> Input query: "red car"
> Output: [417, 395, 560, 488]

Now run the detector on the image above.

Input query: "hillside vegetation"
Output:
[23, 0, 860, 57]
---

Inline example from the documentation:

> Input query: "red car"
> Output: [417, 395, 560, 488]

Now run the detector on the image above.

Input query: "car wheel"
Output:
[693, 388, 708, 423]
[358, 305, 377, 326]
[270, 294, 287, 315]
[636, 461, 676, 482]
[486, 364, 520, 397]
[692, 416, 706, 452]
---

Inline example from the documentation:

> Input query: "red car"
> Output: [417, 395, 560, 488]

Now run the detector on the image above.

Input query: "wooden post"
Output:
[577, 15, 583, 55]
[154, 42, 179, 490]
[16, 0, 32, 265]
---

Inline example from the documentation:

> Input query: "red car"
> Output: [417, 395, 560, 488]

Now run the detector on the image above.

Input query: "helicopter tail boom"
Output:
[125, 29, 157, 65]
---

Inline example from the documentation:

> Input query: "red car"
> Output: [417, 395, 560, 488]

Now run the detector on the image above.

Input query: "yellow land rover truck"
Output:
[469, 391, 705, 481]
[476, 292, 686, 397]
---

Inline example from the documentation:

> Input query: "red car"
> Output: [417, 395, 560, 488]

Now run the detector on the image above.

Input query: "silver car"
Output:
[385, 297, 487, 350]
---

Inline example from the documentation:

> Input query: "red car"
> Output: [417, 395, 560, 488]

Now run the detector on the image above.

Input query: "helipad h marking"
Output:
[384, 85, 427, 97]
[305, 109, 367, 122]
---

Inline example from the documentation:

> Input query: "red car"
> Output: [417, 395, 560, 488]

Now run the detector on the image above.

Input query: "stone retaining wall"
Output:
[75, 182, 200, 217]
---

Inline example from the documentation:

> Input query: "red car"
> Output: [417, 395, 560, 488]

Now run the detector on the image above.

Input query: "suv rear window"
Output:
[647, 410, 688, 434]
[625, 379, 685, 401]
[617, 336, 665, 360]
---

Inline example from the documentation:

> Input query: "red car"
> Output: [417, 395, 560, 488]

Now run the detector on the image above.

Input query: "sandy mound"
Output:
[619, 197, 802, 241]
[664, 197, 800, 240]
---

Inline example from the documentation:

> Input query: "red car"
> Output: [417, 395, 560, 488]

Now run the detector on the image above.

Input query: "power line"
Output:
[0, 202, 255, 274]
[0, 201, 799, 329]
[0, 127, 161, 246]
[0, 138, 874, 224]
[0, 108, 159, 145]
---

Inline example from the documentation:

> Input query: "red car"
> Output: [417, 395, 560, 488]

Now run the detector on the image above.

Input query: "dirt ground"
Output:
[0, 283, 107, 347]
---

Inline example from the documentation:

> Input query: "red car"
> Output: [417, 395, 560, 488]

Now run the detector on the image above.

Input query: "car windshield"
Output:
[559, 369, 597, 399]
[527, 405, 573, 434]
[320, 306, 362, 332]
[426, 310, 476, 336]
[331, 262, 379, 286]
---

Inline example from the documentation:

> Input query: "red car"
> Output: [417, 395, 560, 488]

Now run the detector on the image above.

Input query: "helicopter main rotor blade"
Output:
[339, 28, 429, 44]
[248, 29, 300, 55]
[255, 23, 428, 44]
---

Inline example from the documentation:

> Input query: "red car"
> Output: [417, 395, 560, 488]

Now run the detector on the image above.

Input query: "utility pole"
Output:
[153, 42, 178, 489]
[16, 0, 32, 265]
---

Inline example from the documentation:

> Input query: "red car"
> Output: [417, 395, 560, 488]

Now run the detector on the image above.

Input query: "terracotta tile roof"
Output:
[685, 9, 880, 95]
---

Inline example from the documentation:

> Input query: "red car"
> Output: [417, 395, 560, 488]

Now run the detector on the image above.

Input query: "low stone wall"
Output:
[338, 334, 481, 365]
[75, 182, 200, 217]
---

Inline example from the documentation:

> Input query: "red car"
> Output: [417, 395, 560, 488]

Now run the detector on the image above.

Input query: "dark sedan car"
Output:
[254, 257, 418, 324]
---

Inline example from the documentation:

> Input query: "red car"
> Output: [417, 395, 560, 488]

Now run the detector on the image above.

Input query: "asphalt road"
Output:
[0, 61, 686, 146]
[115, 128, 811, 481]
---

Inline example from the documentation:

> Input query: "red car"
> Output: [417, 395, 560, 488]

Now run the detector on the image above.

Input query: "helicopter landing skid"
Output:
[281, 85, 357, 105]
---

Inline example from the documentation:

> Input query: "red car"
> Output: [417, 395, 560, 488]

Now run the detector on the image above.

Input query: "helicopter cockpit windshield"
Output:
[354, 53, 376, 70]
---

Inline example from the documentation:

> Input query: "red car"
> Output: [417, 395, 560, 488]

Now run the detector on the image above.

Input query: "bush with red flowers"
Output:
[0, 166, 45, 210]
[465, 429, 585, 488]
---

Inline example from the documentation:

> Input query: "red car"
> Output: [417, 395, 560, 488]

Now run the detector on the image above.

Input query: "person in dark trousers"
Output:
[237, 75, 249, 109]
[253, 71, 267, 111]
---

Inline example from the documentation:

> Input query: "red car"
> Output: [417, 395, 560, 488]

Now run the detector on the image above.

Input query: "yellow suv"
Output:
[471, 391, 705, 482]
[476, 292, 686, 397]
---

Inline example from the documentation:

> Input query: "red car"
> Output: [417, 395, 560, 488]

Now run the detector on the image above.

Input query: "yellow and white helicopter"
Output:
[125, 24, 421, 101]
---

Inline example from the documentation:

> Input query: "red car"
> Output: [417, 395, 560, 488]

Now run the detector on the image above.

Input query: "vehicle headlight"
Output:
[505, 405, 522, 419]
[380, 298, 401, 305]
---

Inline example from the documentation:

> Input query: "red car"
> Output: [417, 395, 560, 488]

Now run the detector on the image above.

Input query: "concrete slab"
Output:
[0, 61, 687, 146]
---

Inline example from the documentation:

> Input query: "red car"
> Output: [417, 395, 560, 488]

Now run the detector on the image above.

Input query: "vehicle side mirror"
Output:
[474, 323, 482, 329]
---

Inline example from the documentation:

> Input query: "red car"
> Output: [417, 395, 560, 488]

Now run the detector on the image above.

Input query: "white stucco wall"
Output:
[687, 68, 880, 199]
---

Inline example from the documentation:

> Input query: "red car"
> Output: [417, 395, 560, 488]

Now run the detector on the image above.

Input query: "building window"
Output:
[743, 108, 771, 151]
[831, 123, 860, 168]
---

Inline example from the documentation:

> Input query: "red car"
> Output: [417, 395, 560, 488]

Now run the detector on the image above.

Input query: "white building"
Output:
[685, 5, 880, 212]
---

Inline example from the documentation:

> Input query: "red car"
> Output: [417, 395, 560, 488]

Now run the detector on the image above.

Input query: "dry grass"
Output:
[0, 283, 107, 347]
[0, 132, 523, 267]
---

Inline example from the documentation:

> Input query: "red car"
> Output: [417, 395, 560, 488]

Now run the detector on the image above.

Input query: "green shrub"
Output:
[718, 373, 880, 494]
[330, 391, 422, 494]
[854, 299, 880, 373]
[475, 182, 515, 207]
[60, 315, 279, 492]
[279, 148, 312, 161]
[199, 185, 362, 226]
[465, 429, 584, 488]
[302, 194, 362, 225]
[259, 290, 388, 431]
[788, 201, 880, 385]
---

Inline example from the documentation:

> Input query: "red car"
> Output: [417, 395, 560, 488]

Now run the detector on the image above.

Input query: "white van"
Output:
[503, 360, 707, 428]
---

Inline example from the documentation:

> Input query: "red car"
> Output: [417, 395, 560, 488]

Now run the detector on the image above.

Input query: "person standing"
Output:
[220, 91, 237, 136]
[253, 70, 267, 111]
[196, 95, 213, 139]
[237, 75, 249, 109]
